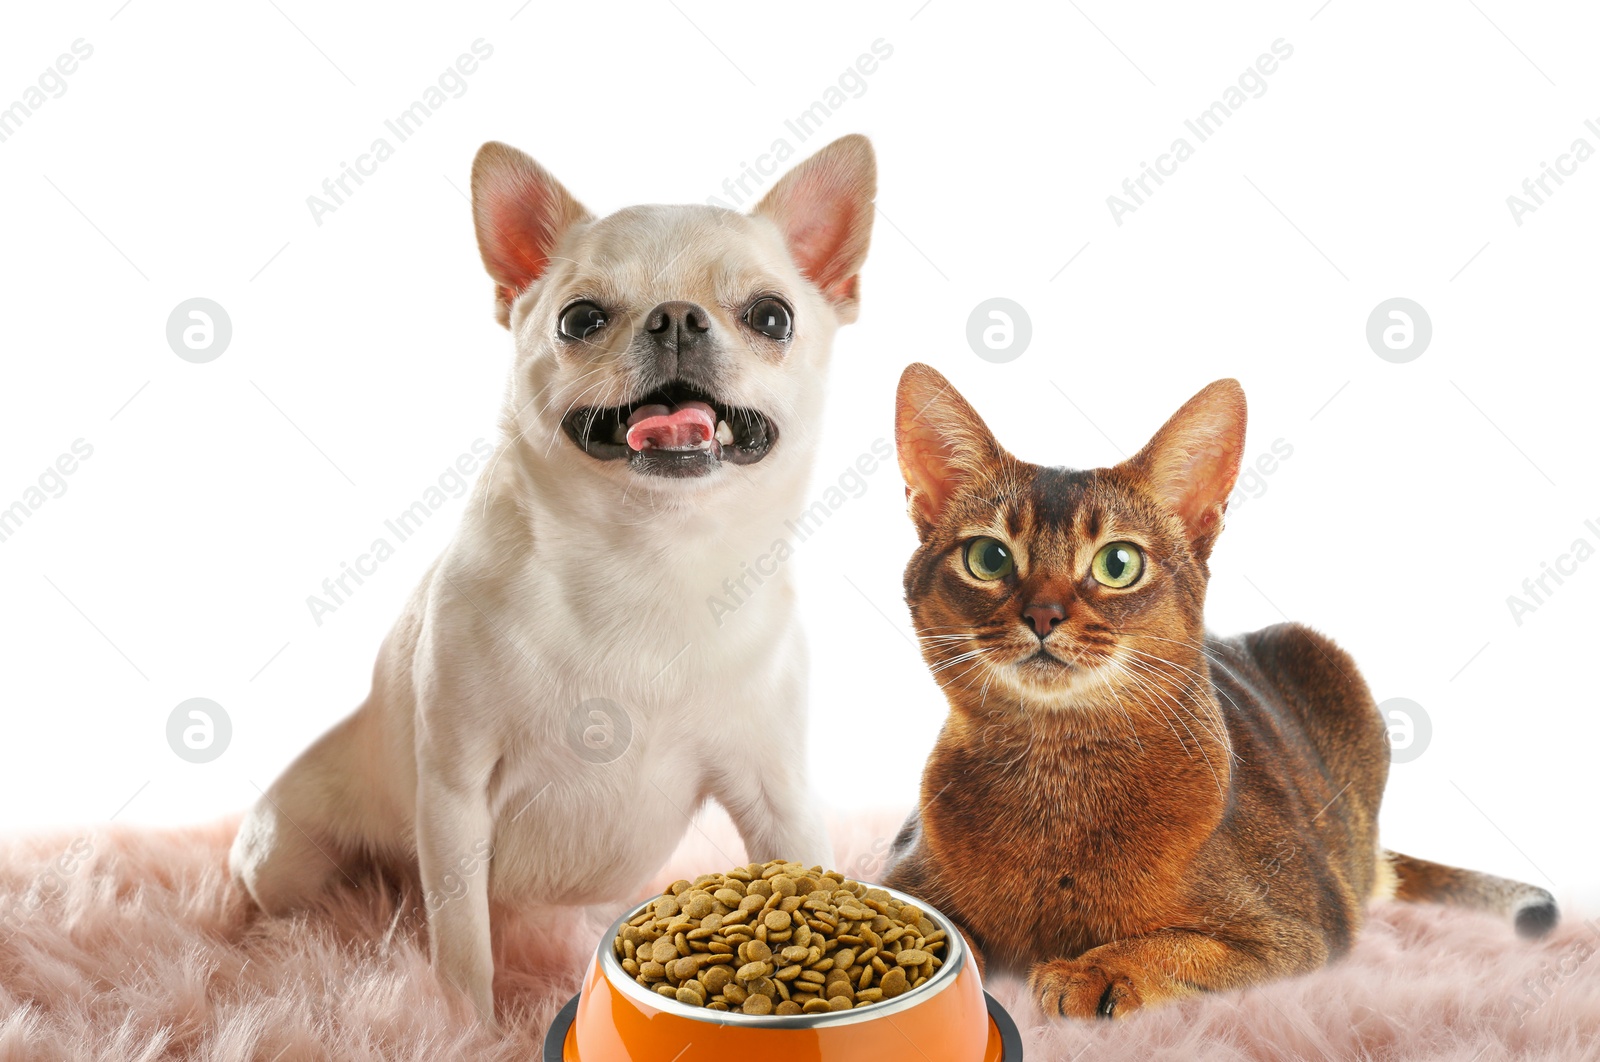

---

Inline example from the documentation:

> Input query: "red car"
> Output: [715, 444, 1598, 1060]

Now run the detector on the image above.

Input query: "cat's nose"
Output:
[1023, 602, 1065, 638]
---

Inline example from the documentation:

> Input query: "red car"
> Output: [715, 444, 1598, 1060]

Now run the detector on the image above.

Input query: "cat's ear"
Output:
[895, 363, 1005, 536]
[1123, 379, 1247, 560]
[471, 142, 593, 329]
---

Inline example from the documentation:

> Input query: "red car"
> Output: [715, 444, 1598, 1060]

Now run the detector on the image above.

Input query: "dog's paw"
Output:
[1028, 958, 1145, 1020]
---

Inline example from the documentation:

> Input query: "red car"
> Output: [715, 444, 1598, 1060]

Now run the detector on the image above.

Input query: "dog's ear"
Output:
[471, 142, 592, 328]
[753, 134, 876, 324]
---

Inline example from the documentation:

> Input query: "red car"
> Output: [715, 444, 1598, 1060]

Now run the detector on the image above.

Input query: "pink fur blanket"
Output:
[1, 810, 1595, 1061]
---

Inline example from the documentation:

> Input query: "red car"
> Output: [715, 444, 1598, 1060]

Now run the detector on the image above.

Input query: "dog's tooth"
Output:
[715, 420, 734, 446]
[612, 423, 628, 445]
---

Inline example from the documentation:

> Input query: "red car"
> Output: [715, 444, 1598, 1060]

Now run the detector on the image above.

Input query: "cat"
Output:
[881, 362, 1558, 1019]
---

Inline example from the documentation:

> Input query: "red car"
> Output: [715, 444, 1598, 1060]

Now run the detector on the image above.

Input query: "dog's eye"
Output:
[559, 302, 608, 341]
[745, 297, 793, 340]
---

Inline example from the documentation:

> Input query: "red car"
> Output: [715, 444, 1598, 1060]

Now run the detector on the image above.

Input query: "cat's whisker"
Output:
[1114, 646, 1226, 719]
[1112, 636, 1245, 716]
[1120, 658, 1241, 751]
[1107, 660, 1194, 758]
[927, 644, 1004, 693]
[943, 654, 998, 688]
[1131, 634, 1253, 694]
[1117, 661, 1237, 791]
[1090, 663, 1144, 751]
[1109, 658, 1227, 797]
[1116, 653, 1235, 757]
[1116, 662, 1212, 756]
[1117, 642, 1210, 683]
[928, 647, 998, 676]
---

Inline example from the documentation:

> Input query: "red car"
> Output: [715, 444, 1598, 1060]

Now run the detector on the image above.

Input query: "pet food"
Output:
[612, 859, 948, 1015]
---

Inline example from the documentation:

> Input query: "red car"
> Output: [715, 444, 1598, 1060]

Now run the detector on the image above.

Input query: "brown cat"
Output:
[882, 363, 1557, 1019]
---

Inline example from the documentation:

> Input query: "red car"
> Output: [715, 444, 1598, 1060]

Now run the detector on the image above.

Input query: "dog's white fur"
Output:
[228, 136, 876, 1023]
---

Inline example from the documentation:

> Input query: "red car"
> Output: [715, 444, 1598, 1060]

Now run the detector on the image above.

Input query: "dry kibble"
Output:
[612, 859, 946, 1015]
[738, 960, 772, 981]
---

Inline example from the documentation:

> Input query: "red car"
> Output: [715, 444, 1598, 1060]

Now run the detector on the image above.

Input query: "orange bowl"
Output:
[543, 884, 1022, 1061]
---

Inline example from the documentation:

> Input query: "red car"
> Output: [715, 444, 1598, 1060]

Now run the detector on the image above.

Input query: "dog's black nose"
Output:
[645, 301, 710, 367]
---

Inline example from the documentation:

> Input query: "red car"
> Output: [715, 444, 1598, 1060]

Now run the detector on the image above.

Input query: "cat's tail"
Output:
[1383, 850, 1558, 939]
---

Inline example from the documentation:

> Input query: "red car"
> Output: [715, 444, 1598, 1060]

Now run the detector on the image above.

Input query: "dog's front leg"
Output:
[728, 763, 834, 870]
[717, 669, 835, 870]
[416, 767, 498, 1025]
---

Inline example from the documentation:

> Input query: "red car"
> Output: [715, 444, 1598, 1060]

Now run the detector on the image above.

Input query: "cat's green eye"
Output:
[964, 537, 1015, 581]
[1091, 541, 1144, 588]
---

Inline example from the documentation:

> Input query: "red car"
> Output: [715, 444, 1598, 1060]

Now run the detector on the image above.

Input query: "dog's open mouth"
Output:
[562, 382, 777, 478]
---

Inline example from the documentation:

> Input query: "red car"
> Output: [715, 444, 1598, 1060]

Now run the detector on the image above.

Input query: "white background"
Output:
[2, 1, 1595, 911]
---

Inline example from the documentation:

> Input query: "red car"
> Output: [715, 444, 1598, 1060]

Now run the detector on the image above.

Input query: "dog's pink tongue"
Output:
[626, 401, 717, 451]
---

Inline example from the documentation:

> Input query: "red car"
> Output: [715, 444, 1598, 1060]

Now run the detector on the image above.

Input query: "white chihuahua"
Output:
[229, 135, 876, 1023]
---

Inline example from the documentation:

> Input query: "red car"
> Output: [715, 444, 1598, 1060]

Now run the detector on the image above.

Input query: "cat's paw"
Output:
[1028, 958, 1145, 1020]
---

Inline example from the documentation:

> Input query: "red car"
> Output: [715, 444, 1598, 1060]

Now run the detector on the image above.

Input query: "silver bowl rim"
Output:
[594, 881, 967, 1029]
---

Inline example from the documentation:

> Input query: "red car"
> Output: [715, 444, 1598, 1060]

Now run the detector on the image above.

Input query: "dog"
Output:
[229, 134, 876, 1024]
